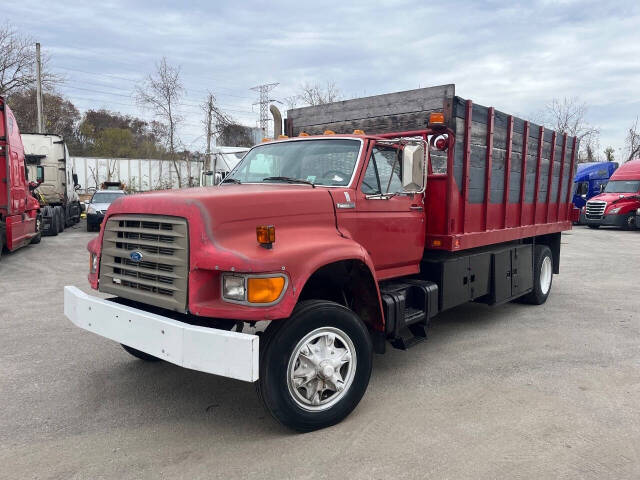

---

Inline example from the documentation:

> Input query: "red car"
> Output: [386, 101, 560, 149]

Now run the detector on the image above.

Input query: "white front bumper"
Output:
[64, 286, 259, 382]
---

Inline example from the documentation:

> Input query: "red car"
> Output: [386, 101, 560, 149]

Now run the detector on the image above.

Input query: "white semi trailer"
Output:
[22, 133, 82, 236]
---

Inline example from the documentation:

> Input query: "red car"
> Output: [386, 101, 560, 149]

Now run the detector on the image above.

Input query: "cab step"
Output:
[380, 279, 438, 350]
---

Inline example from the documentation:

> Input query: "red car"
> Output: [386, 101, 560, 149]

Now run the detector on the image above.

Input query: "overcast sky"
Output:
[6, 0, 640, 157]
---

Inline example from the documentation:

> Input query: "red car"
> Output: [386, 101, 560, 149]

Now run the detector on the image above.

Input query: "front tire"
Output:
[257, 300, 373, 432]
[520, 245, 553, 305]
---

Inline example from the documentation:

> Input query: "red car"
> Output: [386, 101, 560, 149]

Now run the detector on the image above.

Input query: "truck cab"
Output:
[585, 159, 640, 229]
[0, 97, 41, 259]
[22, 133, 82, 235]
[572, 161, 617, 224]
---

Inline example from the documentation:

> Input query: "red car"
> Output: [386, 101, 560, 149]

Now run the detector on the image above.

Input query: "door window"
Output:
[361, 146, 402, 195]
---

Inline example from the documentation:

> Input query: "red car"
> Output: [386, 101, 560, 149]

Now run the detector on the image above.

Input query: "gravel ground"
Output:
[0, 222, 638, 479]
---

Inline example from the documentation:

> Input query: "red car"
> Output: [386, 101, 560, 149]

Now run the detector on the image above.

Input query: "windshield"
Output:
[91, 192, 125, 204]
[603, 180, 640, 193]
[225, 139, 361, 186]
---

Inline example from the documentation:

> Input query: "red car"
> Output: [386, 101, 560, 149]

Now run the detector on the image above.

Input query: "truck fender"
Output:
[287, 240, 385, 333]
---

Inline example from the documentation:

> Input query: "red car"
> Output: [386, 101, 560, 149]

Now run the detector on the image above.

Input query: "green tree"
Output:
[603, 146, 615, 162]
[7, 89, 80, 149]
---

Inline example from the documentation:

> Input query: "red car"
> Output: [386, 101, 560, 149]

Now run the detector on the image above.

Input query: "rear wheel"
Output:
[257, 300, 373, 432]
[121, 344, 161, 362]
[520, 245, 553, 305]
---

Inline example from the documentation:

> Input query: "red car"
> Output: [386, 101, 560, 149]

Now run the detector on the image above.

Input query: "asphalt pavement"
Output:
[0, 222, 638, 479]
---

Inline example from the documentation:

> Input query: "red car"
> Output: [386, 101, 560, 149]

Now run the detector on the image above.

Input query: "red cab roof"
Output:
[611, 159, 640, 180]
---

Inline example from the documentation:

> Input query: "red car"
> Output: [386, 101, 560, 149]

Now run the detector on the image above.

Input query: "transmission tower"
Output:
[251, 83, 279, 137]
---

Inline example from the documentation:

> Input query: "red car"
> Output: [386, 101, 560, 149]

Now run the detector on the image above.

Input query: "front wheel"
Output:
[257, 300, 373, 432]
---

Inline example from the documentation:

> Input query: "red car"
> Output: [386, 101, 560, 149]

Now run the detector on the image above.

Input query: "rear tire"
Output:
[520, 245, 553, 305]
[257, 300, 373, 432]
[121, 344, 161, 362]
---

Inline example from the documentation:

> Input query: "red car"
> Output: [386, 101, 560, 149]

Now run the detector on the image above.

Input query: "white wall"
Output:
[71, 157, 204, 193]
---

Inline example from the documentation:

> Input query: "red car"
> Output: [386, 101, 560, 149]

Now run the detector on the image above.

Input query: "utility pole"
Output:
[205, 93, 214, 172]
[251, 83, 278, 138]
[35, 42, 44, 133]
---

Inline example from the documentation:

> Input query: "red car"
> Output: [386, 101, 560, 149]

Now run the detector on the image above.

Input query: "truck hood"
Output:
[588, 192, 640, 204]
[101, 183, 339, 271]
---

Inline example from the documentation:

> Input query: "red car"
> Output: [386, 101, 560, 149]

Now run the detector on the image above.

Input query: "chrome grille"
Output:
[585, 200, 606, 220]
[99, 215, 189, 312]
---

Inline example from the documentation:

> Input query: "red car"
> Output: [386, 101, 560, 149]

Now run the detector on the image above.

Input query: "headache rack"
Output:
[99, 215, 189, 312]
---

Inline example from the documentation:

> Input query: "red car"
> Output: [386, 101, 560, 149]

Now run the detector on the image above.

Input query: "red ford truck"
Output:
[584, 158, 640, 229]
[0, 97, 41, 261]
[64, 85, 577, 431]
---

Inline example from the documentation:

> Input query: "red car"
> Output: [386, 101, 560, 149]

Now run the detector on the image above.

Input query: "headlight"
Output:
[608, 207, 621, 215]
[222, 273, 287, 304]
[87, 205, 96, 214]
[89, 253, 99, 273]
[222, 275, 246, 301]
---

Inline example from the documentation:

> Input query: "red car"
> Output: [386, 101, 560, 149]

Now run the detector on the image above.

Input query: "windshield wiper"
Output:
[262, 176, 315, 188]
[220, 177, 241, 184]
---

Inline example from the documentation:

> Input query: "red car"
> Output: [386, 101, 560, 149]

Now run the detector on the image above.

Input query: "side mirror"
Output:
[401, 144, 425, 192]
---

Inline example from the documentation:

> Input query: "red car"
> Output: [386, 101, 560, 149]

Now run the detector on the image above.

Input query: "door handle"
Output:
[410, 205, 424, 211]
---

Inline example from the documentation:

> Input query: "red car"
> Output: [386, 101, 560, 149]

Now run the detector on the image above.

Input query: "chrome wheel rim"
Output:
[286, 326, 356, 411]
[540, 256, 552, 295]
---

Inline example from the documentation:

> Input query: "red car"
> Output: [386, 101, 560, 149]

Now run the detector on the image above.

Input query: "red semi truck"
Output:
[0, 97, 41, 261]
[584, 158, 640, 229]
[64, 85, 577, 431]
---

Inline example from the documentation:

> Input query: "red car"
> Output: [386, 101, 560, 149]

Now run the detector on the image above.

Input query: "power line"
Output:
[53, 65, 255, 100]
[58, 82, 255, 114]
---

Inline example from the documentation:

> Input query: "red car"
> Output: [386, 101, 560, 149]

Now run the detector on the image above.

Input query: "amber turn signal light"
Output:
[256, 225, 275, 248]
[247, 276, 286, 303]
[353, 129, 365, 135]
[323, 130, 335, 135]
[298, 132, 310, 137]
[429, 112, 445, 125]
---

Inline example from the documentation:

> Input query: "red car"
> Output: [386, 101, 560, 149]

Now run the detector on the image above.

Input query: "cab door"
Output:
[332, 143, 425, 278]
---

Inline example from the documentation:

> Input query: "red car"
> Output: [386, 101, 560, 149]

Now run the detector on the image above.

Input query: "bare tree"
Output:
[298, 81, 342, 106]
[624, 117, 640, 163]
[88, 159, 117, 189]
[135, 57, 184, 188]
[0, 23, 60, 96]
[543, 97, 600, 163]
[282, 95, 300, 110]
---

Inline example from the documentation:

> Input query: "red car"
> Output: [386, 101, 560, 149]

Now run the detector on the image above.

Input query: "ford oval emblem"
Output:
[130, 251, 144, 263]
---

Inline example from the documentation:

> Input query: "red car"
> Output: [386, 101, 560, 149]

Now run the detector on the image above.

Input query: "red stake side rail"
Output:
[378, 98, 576, 252]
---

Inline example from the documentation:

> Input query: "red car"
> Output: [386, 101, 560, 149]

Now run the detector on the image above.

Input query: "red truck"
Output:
[64, 85, 577, 431]
[0, 97, 41, 261]
[584, 158, 640, 229]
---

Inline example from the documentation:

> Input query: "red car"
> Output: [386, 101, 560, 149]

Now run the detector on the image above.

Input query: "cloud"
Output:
[5, 0, 640, 155]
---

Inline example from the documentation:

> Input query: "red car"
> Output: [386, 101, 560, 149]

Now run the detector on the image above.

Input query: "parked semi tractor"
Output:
[64, 85, 578, 431]
[22, 133, 82, 236]
[585, 158, 640, 229]
[0, 97, 41, 261]
[572, 161, 617, 224]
